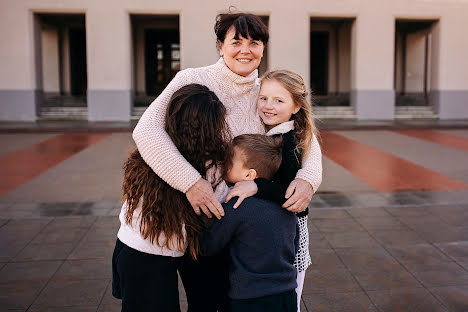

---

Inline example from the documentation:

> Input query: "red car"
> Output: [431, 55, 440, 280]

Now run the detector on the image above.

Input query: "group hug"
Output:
[111, 11, 322, 312]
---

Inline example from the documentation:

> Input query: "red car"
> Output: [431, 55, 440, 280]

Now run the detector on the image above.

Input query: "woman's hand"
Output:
[186, 178, 224, 219]
[282, 179, 313, 213]
[225, 180, 258, 209]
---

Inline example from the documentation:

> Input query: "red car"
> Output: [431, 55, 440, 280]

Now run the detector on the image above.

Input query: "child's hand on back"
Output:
[225, 180, 258, 208]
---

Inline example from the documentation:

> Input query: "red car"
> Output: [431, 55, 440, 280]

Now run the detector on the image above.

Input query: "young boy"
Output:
[203, 134, 299, 312]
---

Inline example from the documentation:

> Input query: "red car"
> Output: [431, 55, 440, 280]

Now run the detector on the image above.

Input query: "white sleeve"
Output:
[295, 133, 323, 193]
[132, 70, 202, 193]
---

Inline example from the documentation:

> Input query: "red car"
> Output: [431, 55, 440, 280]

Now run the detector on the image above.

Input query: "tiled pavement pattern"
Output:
[0, 129, 468, 311]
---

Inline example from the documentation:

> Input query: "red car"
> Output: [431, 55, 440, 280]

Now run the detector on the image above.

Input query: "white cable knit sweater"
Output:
[133, 58, 322, 193]
[120, 58, 323, 256]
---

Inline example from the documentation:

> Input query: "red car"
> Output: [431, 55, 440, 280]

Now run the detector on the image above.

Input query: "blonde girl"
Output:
[225, 70, 321, 311]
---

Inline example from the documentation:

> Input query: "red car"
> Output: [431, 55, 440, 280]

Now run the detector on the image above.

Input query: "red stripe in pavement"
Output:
[320, 131, 468, 193]
[0, 133, 111, 196]
[393, 129, 468, 152]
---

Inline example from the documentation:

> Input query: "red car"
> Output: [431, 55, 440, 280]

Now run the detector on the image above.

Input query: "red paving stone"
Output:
[393, 129, 468, 152]
[320, 131, 468, 193]
[0, 133, 111, 196]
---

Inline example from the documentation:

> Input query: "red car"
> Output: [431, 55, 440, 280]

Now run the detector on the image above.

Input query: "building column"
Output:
[0, 7, 39, 121]
[269, 9, 310, 90]
[432, 14, 468, 119]
[86, 7, 132, 121]
[350, 9, 395, 120]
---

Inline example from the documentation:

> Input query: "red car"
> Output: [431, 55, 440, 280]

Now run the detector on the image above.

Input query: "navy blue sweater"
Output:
[202, 197, 299, 300]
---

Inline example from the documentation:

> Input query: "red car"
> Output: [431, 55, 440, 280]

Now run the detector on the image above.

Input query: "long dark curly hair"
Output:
[122, 84, 230, 259]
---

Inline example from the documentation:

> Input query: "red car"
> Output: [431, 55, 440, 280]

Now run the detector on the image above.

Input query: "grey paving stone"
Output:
[100, 281, 121, 306]
[302, 266, 361, 294]
[308, 233, 333, 249]
[52, 259, 111, 281]
[90, 200, 120, 212]
[346, 207, 393, 218]
[369, 229, 427, 247]
[93, 216, 120, 229]
[302, 291, 377, 312]
[106, 208, 121, 217]
[313, 218, 365, 233]
[435, 241, 468, 259]
[367, 288, 448, 312]
[385, 206, 432, 217]
[0, 261, 61, 283]
[382, 192, 426, 206]
[335, 247, 401, 274]
[97, 304, 120, 312]
[436, 212, 468, 227]
[387, 244, 454, 265]
[0, 219, 8, 228]
[427, 204, 468, 216]
[416, 227, 468, 244]
[31, 279, 108, 308]
[353, 216, 407, 230]
[430, 285, 468, 312]
[351, 267, 422, 291]
[308, 208, 351, 220]
[396, 215, 450, 232]
[346, 193, 392, 208]
[324, 231, 381, 249]
[309, 249, 345, 269]
[0, 218, 51, 244]
[80, 226, 118, 243]
[30, 227, 88, 244]
[403, 262, 468, 287]
[0, 243, 27, 262]
[316, 194, 362, 208]
[0, 280, 47, 309]
[68, 240, 115, 260]
[411, 191, 463, 205]
[29, 306, 98, 312]
[37, 202, 96, 217]
[14, 242, 77, 261]
[45, 216, 97, 230]
[308, 196, 329, 208]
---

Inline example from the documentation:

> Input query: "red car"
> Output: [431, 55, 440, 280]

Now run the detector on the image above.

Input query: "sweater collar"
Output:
[266, 121, 295, 136]
[214, 57, 259, 86]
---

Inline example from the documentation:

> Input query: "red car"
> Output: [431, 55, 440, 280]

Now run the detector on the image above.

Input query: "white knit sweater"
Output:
[120, 58, 323, 256]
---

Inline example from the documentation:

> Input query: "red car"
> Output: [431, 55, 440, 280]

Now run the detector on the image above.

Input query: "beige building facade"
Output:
[0, 0, 467, 121]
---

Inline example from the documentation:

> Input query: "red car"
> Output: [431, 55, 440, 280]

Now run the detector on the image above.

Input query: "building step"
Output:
[39, 107, 88, 120]
[395, 106, 438, 119]
[131, 107, 147, 120]
[313, 106, 355, 119]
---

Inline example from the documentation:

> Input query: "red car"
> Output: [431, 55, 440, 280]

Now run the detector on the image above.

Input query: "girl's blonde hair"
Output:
[261, 70, 318, 161]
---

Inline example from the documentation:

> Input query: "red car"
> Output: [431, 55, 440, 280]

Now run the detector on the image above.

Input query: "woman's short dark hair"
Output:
[214, 13, 269, 45]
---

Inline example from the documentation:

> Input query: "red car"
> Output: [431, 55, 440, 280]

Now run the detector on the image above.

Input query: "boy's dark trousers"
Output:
[178, 248, 231, 312]
[231, 290, 297, 312]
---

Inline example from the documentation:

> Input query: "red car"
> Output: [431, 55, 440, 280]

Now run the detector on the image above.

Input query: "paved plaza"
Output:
[0, 126, 468, 311]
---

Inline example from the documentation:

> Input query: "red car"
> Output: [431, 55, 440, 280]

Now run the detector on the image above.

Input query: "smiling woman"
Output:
[126, 10, 323, 312]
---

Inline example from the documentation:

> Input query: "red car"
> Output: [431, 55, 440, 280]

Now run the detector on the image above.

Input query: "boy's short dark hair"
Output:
[225, 134, 282, 180]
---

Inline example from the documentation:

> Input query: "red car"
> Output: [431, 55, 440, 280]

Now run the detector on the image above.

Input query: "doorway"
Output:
[34, 13, 87, 119]
[310, 18, 353, 108]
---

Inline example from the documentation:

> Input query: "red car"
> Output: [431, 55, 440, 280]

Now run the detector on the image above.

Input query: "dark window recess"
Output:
[145, 29, 180, 96]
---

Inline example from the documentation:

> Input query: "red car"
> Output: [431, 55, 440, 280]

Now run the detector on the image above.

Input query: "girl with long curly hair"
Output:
[112, 84, 230, 312]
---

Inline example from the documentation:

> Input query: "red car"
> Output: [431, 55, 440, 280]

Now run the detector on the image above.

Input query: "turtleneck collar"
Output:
[214, 57, 259, 86]
[266, 120, 295, 136]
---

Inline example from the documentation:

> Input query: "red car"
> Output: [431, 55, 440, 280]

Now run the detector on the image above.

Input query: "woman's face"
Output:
[218, 26, 264, 77]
